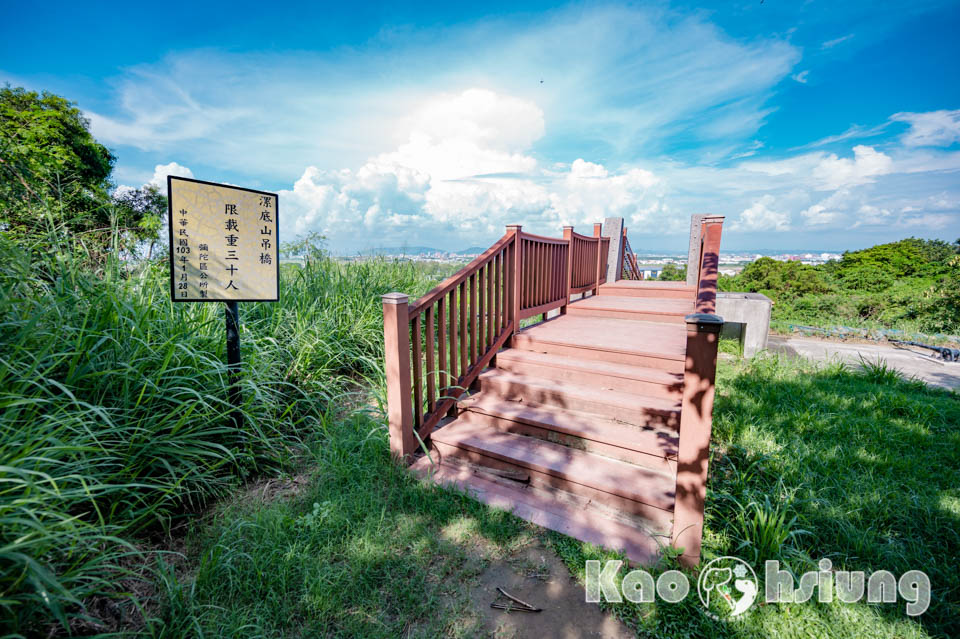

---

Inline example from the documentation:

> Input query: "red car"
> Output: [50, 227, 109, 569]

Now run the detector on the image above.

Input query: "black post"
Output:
[225, 301, 242, 431]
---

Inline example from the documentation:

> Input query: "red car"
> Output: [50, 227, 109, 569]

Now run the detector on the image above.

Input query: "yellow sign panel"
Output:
[167, 177, 279, 302]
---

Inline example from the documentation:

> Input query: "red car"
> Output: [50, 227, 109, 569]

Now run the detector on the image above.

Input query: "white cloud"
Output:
[148, 162, 194, 188]
[86, 6, 800, 180]
[891, 109, 960, 147]
[801, 190, 852, 226]
[281, 89, 663, 247]
[77, 3, 959, 248]
[733, 195, 790, 231]
[812, 145, 893, 190]
[821, 34, 855, 49]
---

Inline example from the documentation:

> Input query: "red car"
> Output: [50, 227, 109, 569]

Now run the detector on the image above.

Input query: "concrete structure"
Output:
[716, 292, 772, 357]
[601, 217, 624, 284]
[685, 215, 707, 288]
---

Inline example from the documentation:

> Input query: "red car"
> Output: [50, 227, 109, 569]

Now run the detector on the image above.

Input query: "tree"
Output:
[734, 257, 831, 297]
[0, 86, 115, 238]
[657, 263, 686, 281]
[111, 184, 167, 259]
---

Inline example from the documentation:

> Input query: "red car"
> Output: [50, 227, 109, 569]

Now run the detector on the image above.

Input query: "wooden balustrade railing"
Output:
[383, 222, 611, 459]
[621, 232, 642, 280]
[693, 216, 724, 314]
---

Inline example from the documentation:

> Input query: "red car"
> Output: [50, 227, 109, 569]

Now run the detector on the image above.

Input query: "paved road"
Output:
[767, 335, 960, 391]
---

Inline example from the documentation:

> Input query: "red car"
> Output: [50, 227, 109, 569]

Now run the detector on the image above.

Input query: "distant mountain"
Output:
[355, 246, 486, 256]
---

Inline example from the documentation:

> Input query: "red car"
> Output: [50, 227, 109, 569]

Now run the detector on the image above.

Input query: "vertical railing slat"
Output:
[487, 259, 494, 345]
[437, 296, 447, 403]
[449, 289, 458, 389]
[412, 313, 422, 427]
[470, 272, 478, 366]
[459, 281, 467, 377]
[425, 305, 436, 413]
[495, 251, 502, 333]
[478, 264, 486, 355]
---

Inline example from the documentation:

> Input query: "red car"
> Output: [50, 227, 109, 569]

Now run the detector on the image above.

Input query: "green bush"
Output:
[0, 229, 446, 634]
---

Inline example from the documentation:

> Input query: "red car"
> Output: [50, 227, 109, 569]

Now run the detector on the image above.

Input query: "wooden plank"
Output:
[437, 295, 447, 396]
[425, 304, 436, 413]
[417, 323, 513, 438]
[673, 317, 721, 566]
[517, 298, 565, 321]
[431, 420, 675, 511]
[459, 281, 467, 374]
[478, 264, 486, 354]
[382, 294, 414, 458]
[411, 313, 422, 430]
[487, 260, 494, 348]
[449, 289, 458, 384]
[470, 272, 478, 364]
[409, 458, 665, 564]
[495, 251, 502, 332]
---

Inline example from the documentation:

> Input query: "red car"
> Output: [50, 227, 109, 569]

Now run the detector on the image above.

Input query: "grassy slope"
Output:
[0, 234, 450, 635]
[165, 354, 959, 639]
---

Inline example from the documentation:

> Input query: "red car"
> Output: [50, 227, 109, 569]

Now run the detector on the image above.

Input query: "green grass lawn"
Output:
[4, 229, 956, 637]
[153, 353, 959, 638]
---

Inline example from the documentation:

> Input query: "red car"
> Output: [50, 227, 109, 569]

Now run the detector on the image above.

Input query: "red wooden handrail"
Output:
[694, 217, 724, 314]
[408, 232, 515, 317]
[383, 221, 610, 460]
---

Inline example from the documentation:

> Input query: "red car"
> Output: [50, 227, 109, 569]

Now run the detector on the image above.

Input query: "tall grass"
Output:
[0, 231, 447, 635]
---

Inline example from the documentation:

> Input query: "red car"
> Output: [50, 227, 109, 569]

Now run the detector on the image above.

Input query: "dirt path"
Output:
[465, 540, 632, 639]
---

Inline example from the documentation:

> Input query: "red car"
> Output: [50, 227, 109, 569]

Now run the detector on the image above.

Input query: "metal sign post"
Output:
[225, 300, 242, 430]
[167, 176, 279, 431]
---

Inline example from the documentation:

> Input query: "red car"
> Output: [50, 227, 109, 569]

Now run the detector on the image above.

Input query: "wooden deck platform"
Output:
[387, 217, 724, 566]
[412, 285, 702, 563]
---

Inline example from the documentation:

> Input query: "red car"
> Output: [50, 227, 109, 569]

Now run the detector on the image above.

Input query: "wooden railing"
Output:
[693, 216, 724, 314]
[621, 231, 642, 280]
[517, 232, 569, 320]
[383, 222, 610, 459]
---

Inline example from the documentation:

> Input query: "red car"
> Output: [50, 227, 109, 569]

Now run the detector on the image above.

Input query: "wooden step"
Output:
[567, 295, 693, 323]
[599, 281, 696, 299]
[458, 393, 678, 473]
[477, 369, 681, 429]
[512, 315, 687, 372]
[410, 456, 667, 564]
[430, 419, 676, 524]
[495, 348, 684, 399]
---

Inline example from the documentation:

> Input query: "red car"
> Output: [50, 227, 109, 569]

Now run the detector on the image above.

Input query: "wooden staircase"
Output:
[383, 218, 724, 566]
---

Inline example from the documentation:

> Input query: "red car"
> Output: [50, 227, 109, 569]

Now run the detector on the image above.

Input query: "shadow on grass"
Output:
[148, 410, 538, 638]
[706, 354, 959, 639]
[153, 354, 959, 639]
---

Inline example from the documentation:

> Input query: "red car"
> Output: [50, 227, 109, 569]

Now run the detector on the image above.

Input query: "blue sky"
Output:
[3, 1, 959, 253]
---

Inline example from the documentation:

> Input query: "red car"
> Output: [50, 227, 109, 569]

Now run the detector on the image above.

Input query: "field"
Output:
[2, 232, 959, 638]
[716, 239, 960, 342]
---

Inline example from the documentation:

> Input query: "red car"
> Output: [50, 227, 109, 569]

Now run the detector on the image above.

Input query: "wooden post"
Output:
[685, 214, 707, 288]
[673, 312, 723, 566]
[592, 223, 602, 295]
[506, 225, 522, 344]
[695, 217, 725, 314]
[382, 292, 416, 460]
[562, 226, 573, 313]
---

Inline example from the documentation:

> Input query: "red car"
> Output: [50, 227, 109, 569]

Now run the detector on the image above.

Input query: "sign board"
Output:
[167, 176, 279, 302]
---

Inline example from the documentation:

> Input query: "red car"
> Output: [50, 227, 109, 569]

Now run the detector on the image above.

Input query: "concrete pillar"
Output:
[685, 215, 707, 287]
[601, 217, 624, 283]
